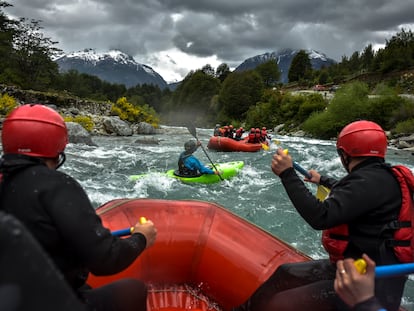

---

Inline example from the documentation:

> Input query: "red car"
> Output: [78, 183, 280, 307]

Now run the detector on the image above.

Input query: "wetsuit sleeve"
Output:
[279, 167, 325, 228]
[352, 296, 385, 311]
[187, 156, 215, 174]
[319, 175, 338, 188]
[44, 173, 147, 276]
[279, 164, 400, 230]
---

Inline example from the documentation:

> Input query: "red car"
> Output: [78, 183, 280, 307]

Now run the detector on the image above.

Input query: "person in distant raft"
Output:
[234, 120, 413, 311]
[0, 104, 158, 311]
[177, 140, 220, 177]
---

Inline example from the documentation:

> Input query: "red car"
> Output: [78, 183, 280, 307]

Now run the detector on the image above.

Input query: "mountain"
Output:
[53, 49, 168, 89]
[235, 48, 336, 83]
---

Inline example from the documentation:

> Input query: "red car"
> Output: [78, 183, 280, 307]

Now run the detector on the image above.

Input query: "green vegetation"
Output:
[111, 97, 160, 128]
[1, 1, 414, 138]
[302, 82, 413, 139]
[63, 115, 95, 132]
[0, 93, 17, 115]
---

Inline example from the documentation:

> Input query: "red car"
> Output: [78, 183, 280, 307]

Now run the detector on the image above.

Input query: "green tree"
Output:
[288, 50, 312, 83]
[0, 2, 19, 84]
[360, 44, 375, 72]
[347, 51, 361, 72]
[216, 63, 231, 82]
[255, 60, 281, 88]
[12, 18, 60, 90]
[201, 64, 215, 76]
[218, 70, 264, 120]
[381, 29, 414, 72]
[166, 70, 220, 125]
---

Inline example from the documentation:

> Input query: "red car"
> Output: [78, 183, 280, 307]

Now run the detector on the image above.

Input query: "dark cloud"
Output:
[5, 0, 414, 82]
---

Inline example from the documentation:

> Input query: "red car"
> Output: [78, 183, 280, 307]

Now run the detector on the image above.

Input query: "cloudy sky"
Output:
[5, 0, 414, 83]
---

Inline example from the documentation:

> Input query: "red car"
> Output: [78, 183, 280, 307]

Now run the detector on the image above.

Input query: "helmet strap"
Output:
[337, 149, 351, 173]
[56, 152, 66, 169]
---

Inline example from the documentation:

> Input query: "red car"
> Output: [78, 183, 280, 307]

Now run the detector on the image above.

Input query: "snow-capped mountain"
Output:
[235, 48, 336, 83]
[54, 49, 168, 89]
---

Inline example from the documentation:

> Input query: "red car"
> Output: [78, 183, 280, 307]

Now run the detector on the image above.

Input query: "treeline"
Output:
[1, 1, 414, 137]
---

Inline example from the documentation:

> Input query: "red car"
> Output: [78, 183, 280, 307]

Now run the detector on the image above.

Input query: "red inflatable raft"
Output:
[207, 136, 267, 152]
[88, 198, 312, 311]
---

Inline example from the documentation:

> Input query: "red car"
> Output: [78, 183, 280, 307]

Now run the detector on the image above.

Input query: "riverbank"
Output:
[1, 84, 414, 153]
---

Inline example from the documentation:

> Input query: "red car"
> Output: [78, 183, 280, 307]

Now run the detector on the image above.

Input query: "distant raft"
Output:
[207, 136, 268, 152]
[129, 161, 244, 184]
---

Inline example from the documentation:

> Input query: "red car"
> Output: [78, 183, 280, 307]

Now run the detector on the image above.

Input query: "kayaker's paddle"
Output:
[187, 123, 224, 181]
[283, 149, 330, 201]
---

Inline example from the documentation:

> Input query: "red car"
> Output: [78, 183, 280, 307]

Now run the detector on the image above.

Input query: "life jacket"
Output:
[176, 153, 198, 177]
[322, 165, 414, 263]
[254, 129, 261, 143]
[260, 129, 268, 142]
[248, 131, 256, 143]
[235, 128, 243, 139]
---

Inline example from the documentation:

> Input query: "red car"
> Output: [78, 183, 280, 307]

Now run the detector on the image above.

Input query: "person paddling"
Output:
[176, 140, 221, 177]
[0, 104, 158, 311]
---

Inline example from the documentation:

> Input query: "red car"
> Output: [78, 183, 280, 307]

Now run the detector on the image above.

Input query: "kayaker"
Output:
[0, 104, 158, 311]
[264, 120, 410, 311]
[335, 254, 386, 311]
[177, 140, 221, 177]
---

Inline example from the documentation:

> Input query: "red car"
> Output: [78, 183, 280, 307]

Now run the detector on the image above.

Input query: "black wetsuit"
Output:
[235, 158, 406, 311]
[0, 154, 148, 311]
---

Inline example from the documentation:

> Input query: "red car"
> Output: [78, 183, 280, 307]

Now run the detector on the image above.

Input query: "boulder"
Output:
[102, 116, 133, 136]
[66, 122, 97, 146]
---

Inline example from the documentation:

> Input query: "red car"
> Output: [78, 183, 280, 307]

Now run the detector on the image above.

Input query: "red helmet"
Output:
[336, 120, 387, 158]
[2, 104, 68, 158]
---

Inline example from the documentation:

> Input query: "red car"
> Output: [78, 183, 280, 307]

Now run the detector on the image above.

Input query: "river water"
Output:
[61, 125, 413, 310]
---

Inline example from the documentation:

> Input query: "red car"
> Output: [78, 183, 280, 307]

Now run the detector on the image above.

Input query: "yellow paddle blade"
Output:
[316, 185, 330, 201]
[283, 149, 330, 201]
[261, 143, 269, 151]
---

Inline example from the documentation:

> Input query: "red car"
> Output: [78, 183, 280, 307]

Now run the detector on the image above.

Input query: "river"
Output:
[61, 125, 413, 310]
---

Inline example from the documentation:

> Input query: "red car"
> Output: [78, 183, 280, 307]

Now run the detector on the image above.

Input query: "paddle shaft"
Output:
[112, 227, 133, 237]
[293, 162, 312, 179]
[375, 262, 414, 278]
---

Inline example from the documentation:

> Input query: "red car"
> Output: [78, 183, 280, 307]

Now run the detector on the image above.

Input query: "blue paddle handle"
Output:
[293, 162, 312, 179]
[112, 227, 133, 237]
[375, 263, 414, 278]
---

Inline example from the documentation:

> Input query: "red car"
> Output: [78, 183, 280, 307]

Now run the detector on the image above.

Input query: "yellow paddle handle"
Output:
[354, 258, 367, 274]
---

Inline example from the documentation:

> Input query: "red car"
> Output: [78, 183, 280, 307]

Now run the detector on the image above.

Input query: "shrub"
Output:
[111, 97, 160, 128]
[393, 118, 414, 135]
[64, 115, 94, 132]
[302, 111, 342, 139]
[0, 94, 17, 116]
